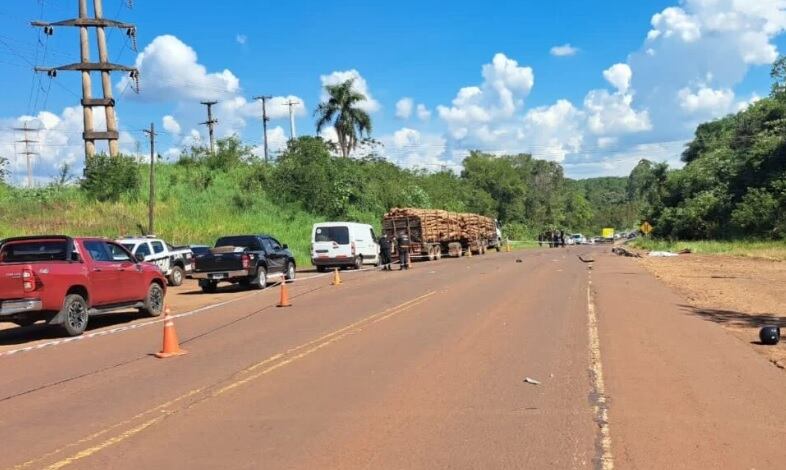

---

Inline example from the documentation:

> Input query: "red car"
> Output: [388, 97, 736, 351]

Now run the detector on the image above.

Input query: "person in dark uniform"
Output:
[396, 231, 411, 270]
[378, 234, 392, 271]
[538, 233, 544, 248]
[559, 230, 566, 248]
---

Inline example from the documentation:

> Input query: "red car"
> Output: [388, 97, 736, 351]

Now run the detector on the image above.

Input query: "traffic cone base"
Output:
[331, 268, 342, 286]
[277, 281, 292, 307]
[155, 308, 188, 358]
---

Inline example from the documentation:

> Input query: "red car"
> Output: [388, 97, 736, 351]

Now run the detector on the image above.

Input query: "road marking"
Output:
[26, 291, 438, 470]
[0, 266, 380, 359]
[587, 274, 614, 470]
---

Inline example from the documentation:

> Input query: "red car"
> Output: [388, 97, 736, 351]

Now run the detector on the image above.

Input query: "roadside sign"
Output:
[602, 228, 614, 239]
[640, 221, 653, 235]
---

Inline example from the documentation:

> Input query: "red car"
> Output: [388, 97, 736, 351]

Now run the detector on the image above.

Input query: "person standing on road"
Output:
[397, 231, 411, 270]
[538, 233, 544, 248]
[378, 234, 392, 271]
[559, 230, 566, 248]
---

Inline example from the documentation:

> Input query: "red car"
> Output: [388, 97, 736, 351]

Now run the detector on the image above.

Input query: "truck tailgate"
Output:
[0, 265, 28, 300]
[195, 253, 244, 272]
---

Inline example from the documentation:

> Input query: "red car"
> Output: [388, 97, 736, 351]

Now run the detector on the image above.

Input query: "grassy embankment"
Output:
[0, 165, 337, 267]
[632, 238, 786, 261]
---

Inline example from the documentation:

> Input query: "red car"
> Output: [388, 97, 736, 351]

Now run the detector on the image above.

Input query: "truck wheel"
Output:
[60, 294, 89, 336]
[167, 266, 184, 287]
[285, 262, 296, 281]
[354, 256, 363, 270]
[316, 266, 327, 273]
[253, 267, 267, 289]
[142, 283, 165, 317]
[200, 280, 218, 293]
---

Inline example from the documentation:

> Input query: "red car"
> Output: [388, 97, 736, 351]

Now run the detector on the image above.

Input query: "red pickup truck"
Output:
[0, 236, 167, 336]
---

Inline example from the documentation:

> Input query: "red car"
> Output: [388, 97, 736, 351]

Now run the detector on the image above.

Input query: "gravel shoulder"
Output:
[637, 253, 786, 369]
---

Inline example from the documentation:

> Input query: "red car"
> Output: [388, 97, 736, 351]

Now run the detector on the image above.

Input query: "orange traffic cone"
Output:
[155, 307, 187, 358]
[331, 268, 342, 286]
[277, 281, 292, 307]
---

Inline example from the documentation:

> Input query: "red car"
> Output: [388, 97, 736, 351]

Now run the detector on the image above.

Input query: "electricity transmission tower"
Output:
[13, 122, 39, 188]
[253, 96, 272, 162]
[143, 123, 157, 234]
[32, 0, 139, 161]
[200, 101, 218, 154]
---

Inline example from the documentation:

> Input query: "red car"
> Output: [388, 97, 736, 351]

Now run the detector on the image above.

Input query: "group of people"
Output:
[538, 230, 567, 248]
[377, 232, 411, 271]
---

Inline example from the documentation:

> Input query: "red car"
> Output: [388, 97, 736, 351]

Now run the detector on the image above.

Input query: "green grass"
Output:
[0, 166, 327, 267]
[631, 238, 786, 261]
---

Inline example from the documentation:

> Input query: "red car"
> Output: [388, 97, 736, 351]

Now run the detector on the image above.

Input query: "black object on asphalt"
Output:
[759, 326, 781, 345]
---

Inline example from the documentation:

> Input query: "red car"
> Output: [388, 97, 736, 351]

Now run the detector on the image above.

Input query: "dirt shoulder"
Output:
[637, 253, 786, 369]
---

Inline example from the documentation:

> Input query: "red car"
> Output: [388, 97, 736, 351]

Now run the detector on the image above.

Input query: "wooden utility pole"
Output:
[143, 123, 157, 235]
[32, 0, 139, 162]
[254, 95, 272, 162]
[199, 101, 218, 154]
[13, 122, 39, 188]
[283, 99, 298, 140]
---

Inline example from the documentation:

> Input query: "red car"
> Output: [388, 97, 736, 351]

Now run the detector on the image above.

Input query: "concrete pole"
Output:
[93, 0, 119, 156]
[78, 0, 95, 159]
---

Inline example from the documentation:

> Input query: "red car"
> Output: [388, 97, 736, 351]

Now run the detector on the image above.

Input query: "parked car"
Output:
[0, 236, 167, 336]
[571, 234, 587, 245]
[117, 236, 194, 287]
[192, 235, 295, 293]
[311, 222, 379, 271]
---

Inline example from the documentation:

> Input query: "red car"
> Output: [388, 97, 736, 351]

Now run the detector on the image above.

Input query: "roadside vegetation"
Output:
[632, 238, 786, 261]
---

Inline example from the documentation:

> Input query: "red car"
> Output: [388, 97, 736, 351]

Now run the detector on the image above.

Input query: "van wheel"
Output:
[60, 294, 88, 336]
[354, 256, 363, 270]
[142, 283, 165, 317]
[168, 266, 184, 287]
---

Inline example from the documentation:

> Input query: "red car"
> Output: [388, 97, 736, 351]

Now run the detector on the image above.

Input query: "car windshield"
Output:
[0, 240, 69, 262]
[191, 246, 210, 256]
[314, 226, 350, 244]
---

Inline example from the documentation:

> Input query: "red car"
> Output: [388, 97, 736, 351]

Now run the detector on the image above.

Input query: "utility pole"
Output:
[32, 0, 139, 162]
[13, 122, 39, 188]
[143, 123, 156, 235]
[254, 95, 272, 162]
[283, 99, 298, 140]
[200, 101, 218, 154]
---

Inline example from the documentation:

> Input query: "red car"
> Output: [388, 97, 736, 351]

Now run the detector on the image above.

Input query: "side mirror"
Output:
[282, 244, 289, 250]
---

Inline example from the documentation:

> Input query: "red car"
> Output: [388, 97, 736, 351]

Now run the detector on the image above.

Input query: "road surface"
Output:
[1, 248, 786, 469]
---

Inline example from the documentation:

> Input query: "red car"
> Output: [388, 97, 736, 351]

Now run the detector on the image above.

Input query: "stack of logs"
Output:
[383, 208, 496, 243]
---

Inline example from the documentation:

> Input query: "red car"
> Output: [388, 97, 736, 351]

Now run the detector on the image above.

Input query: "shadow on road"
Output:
[682, 305, 786, 328]
[0, 311, 142, 346]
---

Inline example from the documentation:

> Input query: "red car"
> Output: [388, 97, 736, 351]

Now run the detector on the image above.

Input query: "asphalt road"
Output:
[2, 248, 786, 469]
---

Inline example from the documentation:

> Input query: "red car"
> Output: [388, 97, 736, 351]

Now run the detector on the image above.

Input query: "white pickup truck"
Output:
[117, 236, 194, 286]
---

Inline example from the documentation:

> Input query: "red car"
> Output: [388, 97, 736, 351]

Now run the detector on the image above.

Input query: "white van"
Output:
[311, 222, 379, 271]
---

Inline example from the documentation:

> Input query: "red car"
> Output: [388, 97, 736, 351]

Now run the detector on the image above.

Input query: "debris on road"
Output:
[578, 255, 595, 263]
[611, 247, 642, 258]
[648, 251, 679, 257]
[523, 377, 541, 385]
[759, 326, 781, 345]
[516, 259, 523, 263]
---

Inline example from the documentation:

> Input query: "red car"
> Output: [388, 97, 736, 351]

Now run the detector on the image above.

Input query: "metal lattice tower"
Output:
[13, 122, 39, 188]
[32, 0, 139, 161]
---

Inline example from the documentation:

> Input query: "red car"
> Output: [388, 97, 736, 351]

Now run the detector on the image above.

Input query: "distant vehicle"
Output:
[0, 236, 166, 336]
[311, 222, 379, 272]
[382, 208, 502, 259]
[117, 236, 194, 287]
[192, 235, 296, 293]
[571, 234, 587, 245]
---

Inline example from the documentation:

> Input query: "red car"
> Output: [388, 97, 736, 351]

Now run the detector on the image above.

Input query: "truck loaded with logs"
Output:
[382, 208, 502, 261]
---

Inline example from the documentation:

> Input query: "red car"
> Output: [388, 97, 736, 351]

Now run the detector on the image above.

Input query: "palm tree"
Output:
[315, 79, 372, 157]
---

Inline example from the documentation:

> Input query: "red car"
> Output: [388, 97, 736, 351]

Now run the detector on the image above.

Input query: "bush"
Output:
[81, 154, 141, 202]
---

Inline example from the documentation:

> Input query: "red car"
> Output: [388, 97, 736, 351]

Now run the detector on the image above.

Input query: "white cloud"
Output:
[416, 104, 431, 121]
[116, 35, 240, 102]
[550, 44, 579, 57]
[395, 97, 413, 119]
[380, 128, 452, 170]
[319, 69, 380, 113]
[584, 88, 651, 135]
[603, 63, 632, 93]
[649, 7, 702, 42]
[162, 115, 181, 135]
[437, 53, 534, 141]
[678, 86, 735, 115]
[235, 34, 247, 45]
[521, 100, 584, 162]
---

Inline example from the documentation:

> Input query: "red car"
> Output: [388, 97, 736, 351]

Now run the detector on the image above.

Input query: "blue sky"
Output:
[1, 0, 785, 183]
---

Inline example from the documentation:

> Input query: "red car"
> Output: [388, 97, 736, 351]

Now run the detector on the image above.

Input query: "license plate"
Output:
[209, 273, 227, 280]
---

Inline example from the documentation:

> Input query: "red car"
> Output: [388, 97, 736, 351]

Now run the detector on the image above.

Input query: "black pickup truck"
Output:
[192, 235, 296, 293]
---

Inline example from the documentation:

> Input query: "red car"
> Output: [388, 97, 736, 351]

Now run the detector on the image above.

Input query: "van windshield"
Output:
[315, 226, 350, 244]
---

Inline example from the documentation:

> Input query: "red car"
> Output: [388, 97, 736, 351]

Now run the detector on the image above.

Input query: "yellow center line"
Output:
[25, 290, 438, 470]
